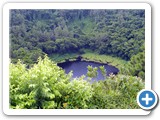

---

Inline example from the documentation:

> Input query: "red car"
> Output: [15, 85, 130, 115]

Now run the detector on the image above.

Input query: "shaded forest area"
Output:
[10, 9, 145, 62]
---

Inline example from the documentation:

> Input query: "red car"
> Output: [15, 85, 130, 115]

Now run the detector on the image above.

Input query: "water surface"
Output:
[58, 60, 119, 81]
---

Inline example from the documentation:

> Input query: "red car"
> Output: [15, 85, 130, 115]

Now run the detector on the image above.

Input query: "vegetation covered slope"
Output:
[10, 10, 144, 61]
[10, 9, 145, 79]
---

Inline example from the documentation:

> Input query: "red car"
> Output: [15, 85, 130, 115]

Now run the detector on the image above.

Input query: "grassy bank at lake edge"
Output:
[81, 53, 127, 70]
[50, 51, 127, 70]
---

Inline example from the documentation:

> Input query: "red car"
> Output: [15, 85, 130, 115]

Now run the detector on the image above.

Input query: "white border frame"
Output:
[3, 3, 151, 115]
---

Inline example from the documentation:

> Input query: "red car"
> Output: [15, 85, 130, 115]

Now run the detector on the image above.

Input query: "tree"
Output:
[121, 51, 145, 80]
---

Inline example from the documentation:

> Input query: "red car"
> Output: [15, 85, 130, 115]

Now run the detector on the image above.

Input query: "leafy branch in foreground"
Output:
[87, 65, 98, 78]
[99, 65, 107, 79]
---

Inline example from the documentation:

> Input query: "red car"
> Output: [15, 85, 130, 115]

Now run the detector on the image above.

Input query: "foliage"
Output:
[62, 79, 93, 108]
[49, 53, 78, 63]
[121, 51, 145, 80]
[10, 56, 93, 109]
[10, 57, 144, 109]
[89, 74, 144, 109]
[10, 56, 70, 108]
[99, 66, 107, 79]
[10, 9, 145, 64]
[87, 65, 98, 78]
[82, 52, 127, 70]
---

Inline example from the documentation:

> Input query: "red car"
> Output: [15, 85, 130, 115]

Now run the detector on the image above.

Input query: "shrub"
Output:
[89, 74, 144, 109]
[10, 56, 144, 109]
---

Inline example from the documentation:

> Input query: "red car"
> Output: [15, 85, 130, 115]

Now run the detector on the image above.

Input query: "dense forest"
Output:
[10, 9, 145, 109]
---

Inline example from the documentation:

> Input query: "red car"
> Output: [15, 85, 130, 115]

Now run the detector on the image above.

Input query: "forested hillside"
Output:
[10, 10, 144, 62]
[9, 9, 145, 109]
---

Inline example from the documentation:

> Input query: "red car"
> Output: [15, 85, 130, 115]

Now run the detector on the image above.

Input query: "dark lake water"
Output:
[58, 60, 119, 81]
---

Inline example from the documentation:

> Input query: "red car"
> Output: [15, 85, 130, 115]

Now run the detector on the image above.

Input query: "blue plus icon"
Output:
[137, 89, 158, 110]
[142, 93, 153, 105]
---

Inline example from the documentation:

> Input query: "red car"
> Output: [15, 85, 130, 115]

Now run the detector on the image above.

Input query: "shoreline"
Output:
[54, 53, 127, 70]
